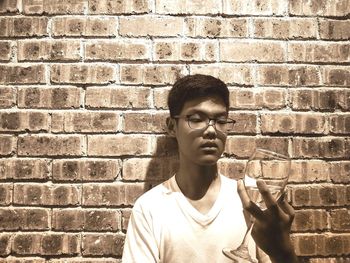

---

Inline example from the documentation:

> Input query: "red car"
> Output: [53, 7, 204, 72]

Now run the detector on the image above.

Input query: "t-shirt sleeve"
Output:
[122, 205, 160, 263]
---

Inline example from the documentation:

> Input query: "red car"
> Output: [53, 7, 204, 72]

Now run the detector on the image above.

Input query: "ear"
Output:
[166, 117, 176, 137]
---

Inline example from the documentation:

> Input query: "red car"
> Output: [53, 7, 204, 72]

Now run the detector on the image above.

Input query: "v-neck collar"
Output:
[162, 174, 225, 226]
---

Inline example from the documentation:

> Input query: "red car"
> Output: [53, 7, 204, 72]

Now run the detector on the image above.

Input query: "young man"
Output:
[122, 74, 298, 263]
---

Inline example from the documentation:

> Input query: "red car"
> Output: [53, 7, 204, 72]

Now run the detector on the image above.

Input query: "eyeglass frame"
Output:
[172, 114, 236, 132]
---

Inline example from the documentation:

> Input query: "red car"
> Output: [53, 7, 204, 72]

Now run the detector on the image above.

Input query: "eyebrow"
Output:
[187, 110, 228, 117]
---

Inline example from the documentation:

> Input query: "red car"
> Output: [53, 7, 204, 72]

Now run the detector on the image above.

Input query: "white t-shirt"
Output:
[122, 174, 257, 263]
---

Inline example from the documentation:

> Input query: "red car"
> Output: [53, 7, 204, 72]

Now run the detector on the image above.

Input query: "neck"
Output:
[175, 157, 219, 200]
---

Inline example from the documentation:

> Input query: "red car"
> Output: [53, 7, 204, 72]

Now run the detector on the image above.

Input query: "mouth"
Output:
[200, 142, 218, 150]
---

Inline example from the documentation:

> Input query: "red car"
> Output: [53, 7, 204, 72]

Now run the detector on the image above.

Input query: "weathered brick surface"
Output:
[89, 0, 149, 14]
[51, 64, 116, 84]
[23, 0, 85, 14]
[185, 17, 248, 38]
[18, 87, 81, 109]
[1, 1, 349, 261]
[0, 17, 48, 37]
[85, 86, 151, 109]
[52, 159, 121, 182]
[0, 65, 45, 84]
[14, 183, 80, 206]
[52, 17, 117, 37]
[51, 111, 119, 133]
[0, 111, 49, 132]
[13, 233, 79, 255]
[18, 40, 81, 61]
[82, 233, 124, 256]
[0, 208, 49, 230]
[0, 158, 49, 180]
[18, 135, 84, 157]
[0, 87, 16, 109]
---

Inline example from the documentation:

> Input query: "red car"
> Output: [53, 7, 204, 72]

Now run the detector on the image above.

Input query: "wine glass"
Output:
[223, 148, 291, 262]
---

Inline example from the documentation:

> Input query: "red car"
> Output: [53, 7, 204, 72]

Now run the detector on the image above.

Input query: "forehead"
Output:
[180, 95, 228, 115]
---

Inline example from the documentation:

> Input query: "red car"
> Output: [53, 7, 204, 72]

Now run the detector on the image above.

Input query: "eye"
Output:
[216, 118, 228, 125]
[187, 114, 204, 122]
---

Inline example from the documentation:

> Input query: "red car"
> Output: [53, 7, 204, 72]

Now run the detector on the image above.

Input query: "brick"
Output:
[0, 158, 49, 180]
[330, 209, 350, 231]
[52, 111, 118, 133]
[18, 134, 84, 157]
[0, 234, 11, 256]
[89, 0, 149, 14]
[121, 208, 132, 231]
[122, 157, 178, 181]
[82, 182, 145, 206]
[330, 114, 350, 134]
[0, 111, 49, 132]
[330, 161, 350, 183]
[0, 65, 45, 84]
[323, 66, 350, 86]
[153, 87, 170, 110]
[291, 89, 350, 111]
[292, 137, 349, 159]
[51, 64, 115, 84]
[218, 159, 246, 180]
[85, 40, 150, 61]
[52, 159, 121, 182]
[290, 185, 349, 207]
[289, 160, 329, 183]
[291, 209, 328, 232]
[119, 16, 183, 37]
[257, 65, 320, 86]
[0, 135, 16, 156]
[82, 233, 124, 256]
[0, 258, 46, 263]
[53, 209, 121, 231]
[0, 41, 11, 61]
[228, 112, 257, 134]
[220, 40, 285, 62]
[253, 18, 317, 39]
[23, 0, 85, 14]
[85, 86, 151, 109]
[50, 259, 118, 263]
[0, 208, 49, 230]
[0, 17, 48, 37]
[190, 64, 253, 86]
[309, 258, 350, 263]
[154, 40, 218, 62]
[261, 113, 326, 134]
[319, 19, 350, 40]
[88, 135, 151, 156]
[152, 135, 179, 157]
[292, 233, 350, 256]
[120, 64, 186, 85]
[185, 17, 248, 38]
[123, 112, 167, 133]
[288, 42, 350, 63]
[0, 183, 12, 205]
[0, 0, 19, 13]
[289, 0, 350, 17]
[18, 87, 81, 109]
[18, 40, 80, 61]
[14, 183, 80, 206]
[156, 0, 220, 14]
[229, 88, 287, 110]
[52, 17, 117, 37]
[0, 87, 16, 108]
[223, 0, 287, 15]
[225, 136, 289, 158]
[13, 233, 79, 255]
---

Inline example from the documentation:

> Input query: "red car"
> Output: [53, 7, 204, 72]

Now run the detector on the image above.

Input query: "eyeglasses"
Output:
[173, 114, 236, 132]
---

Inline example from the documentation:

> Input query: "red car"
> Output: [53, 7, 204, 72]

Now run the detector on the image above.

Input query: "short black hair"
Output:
[167, 74, 229, 117]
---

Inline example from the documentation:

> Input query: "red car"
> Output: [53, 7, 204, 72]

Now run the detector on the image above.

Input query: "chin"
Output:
[195, 155, 220, 166]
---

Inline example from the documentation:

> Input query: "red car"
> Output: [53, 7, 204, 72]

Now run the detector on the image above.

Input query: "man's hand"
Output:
[237, 179, 299, 263]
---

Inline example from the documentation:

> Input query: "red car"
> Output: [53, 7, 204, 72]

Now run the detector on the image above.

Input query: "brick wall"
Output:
[0, 0, 349, 262]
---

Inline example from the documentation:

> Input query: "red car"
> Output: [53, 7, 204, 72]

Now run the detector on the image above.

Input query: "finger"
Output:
[237, 180, 264, 221]
[279, 199, 295, 221]
[237, 179, 250, 208]
[256, 179, 277, 209]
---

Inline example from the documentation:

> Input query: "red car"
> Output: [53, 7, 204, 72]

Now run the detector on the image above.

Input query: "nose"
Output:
[203, 119, 217, 137]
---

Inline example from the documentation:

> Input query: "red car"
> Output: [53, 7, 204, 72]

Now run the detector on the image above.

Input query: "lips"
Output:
[200, 142, 218, 148]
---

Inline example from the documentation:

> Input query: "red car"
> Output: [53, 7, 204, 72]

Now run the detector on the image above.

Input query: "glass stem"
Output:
[238, 221, 254, 250]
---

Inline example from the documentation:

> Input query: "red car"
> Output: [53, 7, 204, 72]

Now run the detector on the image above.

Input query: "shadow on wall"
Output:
[144, 134, 179, 192]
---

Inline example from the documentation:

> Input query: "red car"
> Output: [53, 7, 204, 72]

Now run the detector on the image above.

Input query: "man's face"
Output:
[172, 95, 228, 166]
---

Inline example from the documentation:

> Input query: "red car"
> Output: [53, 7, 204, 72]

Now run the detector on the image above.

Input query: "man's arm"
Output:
[237, 180, 299, 263]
